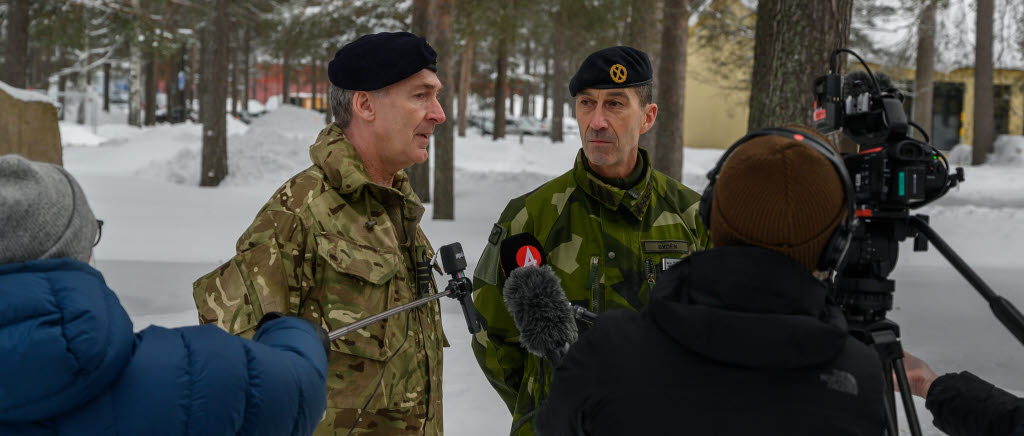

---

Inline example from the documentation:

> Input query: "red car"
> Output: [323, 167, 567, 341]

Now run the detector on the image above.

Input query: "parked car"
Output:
[480, 116, 557, 136]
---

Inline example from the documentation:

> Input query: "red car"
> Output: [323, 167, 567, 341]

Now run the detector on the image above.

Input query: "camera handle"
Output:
[907, 215, 1024, 346]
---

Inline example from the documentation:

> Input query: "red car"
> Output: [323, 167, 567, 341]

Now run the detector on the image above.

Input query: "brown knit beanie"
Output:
[709, 126, 846, 272]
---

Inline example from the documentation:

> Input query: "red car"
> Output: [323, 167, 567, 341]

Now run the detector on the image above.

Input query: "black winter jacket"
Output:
[535, 246, 886, 436]
[927, 371, 1024, 435]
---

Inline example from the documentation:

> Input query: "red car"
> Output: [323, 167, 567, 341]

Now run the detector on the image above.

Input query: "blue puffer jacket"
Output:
[0, 259, 328, 436]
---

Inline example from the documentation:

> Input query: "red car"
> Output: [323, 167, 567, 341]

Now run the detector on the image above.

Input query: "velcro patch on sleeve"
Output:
[488, 223, 505, 246]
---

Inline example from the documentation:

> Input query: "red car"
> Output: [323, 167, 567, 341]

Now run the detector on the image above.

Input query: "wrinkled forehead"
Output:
[389, 69, 443, 92]
[575, 88, 638, 102]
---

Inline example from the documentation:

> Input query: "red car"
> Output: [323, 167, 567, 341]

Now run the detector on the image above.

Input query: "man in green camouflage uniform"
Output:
[192, 32, 447, 435]
[471, 46, 711, 435]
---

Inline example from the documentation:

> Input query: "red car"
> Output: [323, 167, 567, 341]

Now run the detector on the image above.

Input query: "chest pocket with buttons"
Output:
[313, 232, 401, 362]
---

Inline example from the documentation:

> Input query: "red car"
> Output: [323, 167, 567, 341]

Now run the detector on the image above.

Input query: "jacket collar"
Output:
[309, 124, 424, 224]
[571, 148, 654, 219]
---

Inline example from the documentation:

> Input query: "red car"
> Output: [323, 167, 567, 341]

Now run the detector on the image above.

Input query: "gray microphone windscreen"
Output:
[502, 265, 579, 358]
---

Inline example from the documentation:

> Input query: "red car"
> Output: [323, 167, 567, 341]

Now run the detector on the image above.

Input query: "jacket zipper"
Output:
[588, 256, 602, 313]
[645, 258, 657, 289]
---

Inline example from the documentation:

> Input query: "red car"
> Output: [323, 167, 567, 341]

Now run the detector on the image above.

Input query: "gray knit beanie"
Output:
[0, 154, 97, 264]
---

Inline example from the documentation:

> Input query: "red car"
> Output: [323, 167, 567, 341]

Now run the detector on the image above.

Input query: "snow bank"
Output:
[989, 135, 1024, 166]
[59, 123, 108, 147]
[143, 105, 324, 187]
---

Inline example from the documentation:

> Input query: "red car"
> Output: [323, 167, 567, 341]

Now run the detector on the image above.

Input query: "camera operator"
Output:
[535, 125, 886, 435]
[901, 351, 1024, 435]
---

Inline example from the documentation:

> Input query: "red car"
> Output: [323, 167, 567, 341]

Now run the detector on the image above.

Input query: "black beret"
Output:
[569, 46, 653, 97]
[328, 32, 437, 91]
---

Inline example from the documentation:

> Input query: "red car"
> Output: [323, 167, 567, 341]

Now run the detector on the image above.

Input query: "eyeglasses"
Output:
[93, 220, 104, 247]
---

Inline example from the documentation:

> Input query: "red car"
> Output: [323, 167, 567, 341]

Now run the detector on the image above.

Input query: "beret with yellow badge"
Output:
[569, 45, 653, 96]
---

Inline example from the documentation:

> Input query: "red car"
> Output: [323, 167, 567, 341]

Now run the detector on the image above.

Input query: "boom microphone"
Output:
[503, 265, 578, 365]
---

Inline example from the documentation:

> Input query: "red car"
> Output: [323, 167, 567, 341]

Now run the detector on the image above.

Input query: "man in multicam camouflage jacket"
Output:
[192, 32, 448, 435]
[470, 46, 711, 436]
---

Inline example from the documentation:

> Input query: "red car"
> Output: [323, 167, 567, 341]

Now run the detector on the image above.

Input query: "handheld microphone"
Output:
[439, 243, 481, 334]
[502, 265, 578, 365]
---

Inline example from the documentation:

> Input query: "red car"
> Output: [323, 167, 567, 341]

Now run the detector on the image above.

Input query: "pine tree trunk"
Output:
[199, 27, 210, 122]
[494, 36, 508, 139]
[58, 75, 67, 121]
[407, 0, 434, 202]
[187, 42, 195, 117]
[653, 0, 688, 181]
[242, 28, 250, 114]
[75, 71, 87, 125]
[748, 0, 853, 131]
[311, 60, 318, 112]
[542, 56, 550, 121]
[325, 49, 334, 125]
[201, 0, 230, 187]
[433, 0, 455, 219]
[166, 55, 178, 123]
[913, 0, 936, 140]
[4, 0, 29, 88]
[629, 0, 659, 157]
[550, 7, 567, 143]
[282, 52, 291, 106]
[144, 50, 156, 126]
[103, 62, 111, 112]
[230, 32, 239, 117]
[128, 18, 143, 127]
[457, 37, 473, 137]
[973, 0, 994, 164]
[521, 39, 532, 118]
[412, 0, 433, 40]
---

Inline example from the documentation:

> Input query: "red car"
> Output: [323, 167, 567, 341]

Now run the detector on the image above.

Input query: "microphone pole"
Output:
[327, 242, 481, 341]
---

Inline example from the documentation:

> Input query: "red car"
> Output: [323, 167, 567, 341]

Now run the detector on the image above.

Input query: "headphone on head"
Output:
[697, 127, 857, 272]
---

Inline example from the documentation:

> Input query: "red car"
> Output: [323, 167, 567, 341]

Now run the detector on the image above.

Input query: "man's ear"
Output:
[352, 90, 376, 122]
[639, 103, 658, 135]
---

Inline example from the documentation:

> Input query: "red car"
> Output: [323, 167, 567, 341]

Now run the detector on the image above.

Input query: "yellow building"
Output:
[681, 0, 1024, 150]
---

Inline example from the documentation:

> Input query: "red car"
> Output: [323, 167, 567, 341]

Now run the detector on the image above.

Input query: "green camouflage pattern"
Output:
[471, 149, 710, 435]
[193, 123, 447, 435]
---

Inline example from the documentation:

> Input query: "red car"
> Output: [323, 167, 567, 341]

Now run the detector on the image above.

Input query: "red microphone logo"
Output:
[516, 245, 541, 268]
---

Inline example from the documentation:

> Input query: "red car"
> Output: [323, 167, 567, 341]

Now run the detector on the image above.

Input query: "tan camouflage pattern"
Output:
[471, 149, 710, 435]
[193, 123, 447, 435]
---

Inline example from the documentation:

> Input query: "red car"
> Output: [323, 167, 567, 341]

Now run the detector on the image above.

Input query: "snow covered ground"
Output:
[58, 107, 1024, 435]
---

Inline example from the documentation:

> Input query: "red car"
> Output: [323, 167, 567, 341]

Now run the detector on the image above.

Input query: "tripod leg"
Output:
[879, 361, 899, 436]
[893, 357, 924, 436]
[870, 326, 923, 436]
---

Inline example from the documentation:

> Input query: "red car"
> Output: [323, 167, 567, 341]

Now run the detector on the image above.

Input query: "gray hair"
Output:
[634, 82, 653, 107]
[329, 83, 387, 130]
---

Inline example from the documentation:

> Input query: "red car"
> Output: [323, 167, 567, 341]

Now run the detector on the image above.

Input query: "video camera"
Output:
[810, 48, 1024, 436]
[811, 48, 964, 321]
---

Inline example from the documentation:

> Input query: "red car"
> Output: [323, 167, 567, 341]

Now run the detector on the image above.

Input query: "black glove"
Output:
[256, 312, 332, 357]
[256, 311, 286, 329]
[304, 318, 332, 357]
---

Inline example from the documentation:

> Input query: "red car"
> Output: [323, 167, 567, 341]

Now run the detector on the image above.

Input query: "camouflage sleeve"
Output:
[193, 209, 312, 336]
[690, 202, 712, 251]
[471, 222, 526, 414]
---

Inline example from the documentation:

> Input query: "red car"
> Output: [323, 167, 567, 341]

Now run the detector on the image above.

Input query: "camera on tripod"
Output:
[811, 49, 966, 322]
[808, 48, 1024, 436]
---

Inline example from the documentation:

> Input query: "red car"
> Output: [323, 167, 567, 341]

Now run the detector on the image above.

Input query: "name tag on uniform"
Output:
[642, 240, 691, 254]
